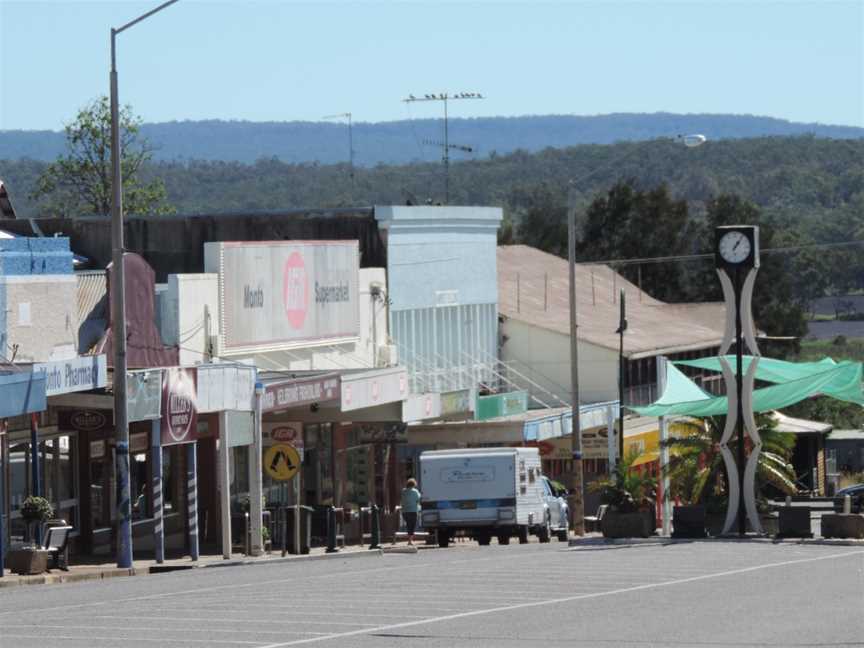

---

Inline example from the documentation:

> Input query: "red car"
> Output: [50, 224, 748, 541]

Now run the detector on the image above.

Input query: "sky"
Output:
[0, 0, 862, 132]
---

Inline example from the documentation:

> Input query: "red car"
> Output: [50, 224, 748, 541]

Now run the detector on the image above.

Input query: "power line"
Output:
[578, 239, 864, 268]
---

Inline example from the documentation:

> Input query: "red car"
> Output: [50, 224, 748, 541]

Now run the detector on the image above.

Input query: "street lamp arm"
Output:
[114, 0, 180, 35]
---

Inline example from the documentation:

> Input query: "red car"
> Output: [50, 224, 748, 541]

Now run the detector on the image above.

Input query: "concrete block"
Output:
[777, 507, 813, 538]
[821, 514, 864, 539]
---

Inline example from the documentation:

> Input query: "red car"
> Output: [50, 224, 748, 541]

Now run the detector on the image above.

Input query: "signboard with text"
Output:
[261, 373, 340, 413]
[205, 241, 360, 353]
[161, 367, 198, 446]
[34, 355, 107, 397]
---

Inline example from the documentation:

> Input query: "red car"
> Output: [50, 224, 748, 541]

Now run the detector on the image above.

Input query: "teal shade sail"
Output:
[631, 356, 864, 418]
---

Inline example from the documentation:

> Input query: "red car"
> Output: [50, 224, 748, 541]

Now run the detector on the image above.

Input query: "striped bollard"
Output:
[187, 442, 199, 561]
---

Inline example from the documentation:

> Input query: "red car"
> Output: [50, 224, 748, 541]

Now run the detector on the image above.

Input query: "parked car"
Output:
[419, 447, 568, 547]
[540, 476, 570, 541]
[832, 483, 864, 513]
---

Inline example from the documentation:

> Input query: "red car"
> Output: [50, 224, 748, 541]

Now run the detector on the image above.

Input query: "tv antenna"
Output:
[322, 112, 355, 188]
[403, 92, 484, 204]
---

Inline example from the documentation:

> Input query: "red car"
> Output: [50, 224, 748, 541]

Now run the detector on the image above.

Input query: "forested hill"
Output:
[1, 112, 862, 165]
[2, 135, 861, 230]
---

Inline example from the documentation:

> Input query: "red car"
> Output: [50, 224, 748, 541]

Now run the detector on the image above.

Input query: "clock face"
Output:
[718, 231, 751, 264]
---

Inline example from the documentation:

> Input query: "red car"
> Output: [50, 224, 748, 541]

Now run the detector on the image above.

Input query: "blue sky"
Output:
[1, 0, 862, 131]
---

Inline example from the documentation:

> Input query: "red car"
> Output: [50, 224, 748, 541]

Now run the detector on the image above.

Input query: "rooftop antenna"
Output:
[403, 92, 484, 204]
[322, 112, 355, 189]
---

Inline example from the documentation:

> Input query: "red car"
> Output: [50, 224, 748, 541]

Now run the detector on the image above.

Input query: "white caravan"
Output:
[419, 447, 569, 547]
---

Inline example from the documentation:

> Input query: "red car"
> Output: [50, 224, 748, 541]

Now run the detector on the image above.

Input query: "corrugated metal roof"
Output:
[498, 245, 725, 357]
[76, 270, 107, 354]
[772, 411, 833, 435]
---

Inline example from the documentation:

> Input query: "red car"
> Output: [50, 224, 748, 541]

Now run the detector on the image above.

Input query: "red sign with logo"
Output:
[283, 251, 309, 330]
[161, 367, 198, 446]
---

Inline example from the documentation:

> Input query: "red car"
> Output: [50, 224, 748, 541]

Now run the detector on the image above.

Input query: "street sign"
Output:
[264, 444, 301, 482]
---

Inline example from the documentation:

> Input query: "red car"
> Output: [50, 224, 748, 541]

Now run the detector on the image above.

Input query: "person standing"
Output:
[400, 478, 422, 546]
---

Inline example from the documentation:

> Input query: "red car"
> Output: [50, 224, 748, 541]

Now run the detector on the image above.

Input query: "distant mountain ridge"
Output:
[1, 112, 861, 165]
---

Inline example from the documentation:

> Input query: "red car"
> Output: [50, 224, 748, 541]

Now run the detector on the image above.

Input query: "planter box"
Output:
[821, 514, 864, 539]
[672, 505, 707, 538]
[6, 549, 49, 575]
[601, 511, 655, 539]
[706, 512, 778, 536]
[776, 507, 812, 538]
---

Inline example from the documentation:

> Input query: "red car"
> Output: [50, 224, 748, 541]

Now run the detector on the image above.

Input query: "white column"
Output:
[218, 410, 232, 559]
[606, 403, 616, 473]
[657, 356, 672, 536]
[248, 386, 265, 556]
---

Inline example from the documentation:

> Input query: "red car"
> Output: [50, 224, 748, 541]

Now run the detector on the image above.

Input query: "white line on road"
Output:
[256, 549, 864, 647]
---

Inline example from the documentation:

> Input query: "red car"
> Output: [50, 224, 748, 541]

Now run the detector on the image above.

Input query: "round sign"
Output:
[283, 251, 309, 330]
[263, 443, 301, 482]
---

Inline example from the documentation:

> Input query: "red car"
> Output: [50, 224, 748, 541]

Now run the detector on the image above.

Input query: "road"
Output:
[1, 541, 862, 648]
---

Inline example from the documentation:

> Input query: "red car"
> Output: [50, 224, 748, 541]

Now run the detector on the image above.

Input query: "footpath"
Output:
[0, 545, 383, 589]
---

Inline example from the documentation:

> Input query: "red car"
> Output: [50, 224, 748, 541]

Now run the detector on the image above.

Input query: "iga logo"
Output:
[283, 251, 309, 330]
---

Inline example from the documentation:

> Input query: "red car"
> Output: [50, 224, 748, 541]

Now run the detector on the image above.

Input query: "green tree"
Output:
[662, 415, 797, 510]
[30, 96, 173, 217]
[577, 181, 695, 301]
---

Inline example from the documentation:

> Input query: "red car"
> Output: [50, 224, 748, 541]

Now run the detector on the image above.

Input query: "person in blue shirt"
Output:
[400, 478, 422, 546]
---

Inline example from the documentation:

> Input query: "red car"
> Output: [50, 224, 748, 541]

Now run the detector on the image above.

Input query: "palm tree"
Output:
[589, 448, 657, 513]
[662, 413, 797, 511]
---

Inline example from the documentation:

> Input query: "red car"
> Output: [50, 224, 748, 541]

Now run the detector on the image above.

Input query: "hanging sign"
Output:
[263, 443, 301, 481]
[161, 367, 198, 446]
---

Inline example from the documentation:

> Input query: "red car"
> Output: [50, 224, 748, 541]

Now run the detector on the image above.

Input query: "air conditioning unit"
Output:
[377, 344, 398, 367]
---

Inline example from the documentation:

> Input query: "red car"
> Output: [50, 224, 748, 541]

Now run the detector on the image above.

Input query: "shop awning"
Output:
[0, 369, 46, 417]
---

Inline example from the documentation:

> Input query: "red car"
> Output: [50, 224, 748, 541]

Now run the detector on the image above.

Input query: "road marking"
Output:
[0, 624, 330, 636]
[0, 634, 261, 645]
[79, 614, 382, 627]
[0, 551, 546, 619]
[256, 549, 864, 647]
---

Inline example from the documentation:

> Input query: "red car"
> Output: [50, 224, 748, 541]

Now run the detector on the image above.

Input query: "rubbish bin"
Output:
[282, 505, 314, 555]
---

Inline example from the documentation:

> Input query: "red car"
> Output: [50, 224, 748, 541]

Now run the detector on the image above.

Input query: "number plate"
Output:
[459, 501, 477, 510]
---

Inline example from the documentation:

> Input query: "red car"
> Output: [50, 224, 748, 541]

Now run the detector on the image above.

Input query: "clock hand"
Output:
[732, 239, 741, 251]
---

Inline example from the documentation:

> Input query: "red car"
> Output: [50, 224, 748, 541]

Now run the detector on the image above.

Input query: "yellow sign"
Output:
[264, 444, 301, 481]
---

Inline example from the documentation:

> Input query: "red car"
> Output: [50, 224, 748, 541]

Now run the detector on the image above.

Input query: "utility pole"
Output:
[110, 0, 179, 570]
[567, 183, 585, 535]
[402, 92, 483, 204]
[323, 112, 354, 189]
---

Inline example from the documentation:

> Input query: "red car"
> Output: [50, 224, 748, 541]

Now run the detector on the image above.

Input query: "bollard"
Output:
[326, 506, 339, 554]
[280, 507, 288, 557]
[843, 495, 852, 515]
[785, 495, 792, 507]
[369, 504, 381, 550]
[244, 512, 251, 556]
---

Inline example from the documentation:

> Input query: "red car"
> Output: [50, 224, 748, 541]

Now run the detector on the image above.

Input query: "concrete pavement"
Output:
[0, 540, 861, 647]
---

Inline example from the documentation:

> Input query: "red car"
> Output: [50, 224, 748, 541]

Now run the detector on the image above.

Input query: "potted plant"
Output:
[7, 496, 54, 575]
[662, 415, 797, 536]
[590, 449, 657, 538]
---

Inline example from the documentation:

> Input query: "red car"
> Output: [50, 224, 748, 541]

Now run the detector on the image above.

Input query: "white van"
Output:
[419, 447, 569, 547]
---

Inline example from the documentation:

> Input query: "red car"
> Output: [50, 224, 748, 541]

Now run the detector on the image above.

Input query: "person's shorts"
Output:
[402, 512, 418, 534]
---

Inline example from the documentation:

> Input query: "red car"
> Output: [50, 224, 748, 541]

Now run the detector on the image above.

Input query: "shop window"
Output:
[131, 452, 149, 520]
[162, 447, 176, 513]
[229, 445, 250, 512]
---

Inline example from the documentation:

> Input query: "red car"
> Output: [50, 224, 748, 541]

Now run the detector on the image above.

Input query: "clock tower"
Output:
[714, 225, 762, 536]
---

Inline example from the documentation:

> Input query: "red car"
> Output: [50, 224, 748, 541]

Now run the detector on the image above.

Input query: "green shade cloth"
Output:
[676, 355, 841, 384]
[631, 356, 864, 418]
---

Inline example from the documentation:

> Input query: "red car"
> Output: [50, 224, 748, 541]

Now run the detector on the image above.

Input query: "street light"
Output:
[110, 0, 180, 570]
[567, 134, 706, 535]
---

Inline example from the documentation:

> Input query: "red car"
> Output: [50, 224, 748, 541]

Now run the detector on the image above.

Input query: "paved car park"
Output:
[0, 541, 862, 648]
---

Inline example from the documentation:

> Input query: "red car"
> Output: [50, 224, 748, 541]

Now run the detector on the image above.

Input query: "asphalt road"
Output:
[1, 540, 862, 648]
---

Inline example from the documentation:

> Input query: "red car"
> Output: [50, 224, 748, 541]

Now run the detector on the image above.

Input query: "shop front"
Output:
[1, 356, 105, 559]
